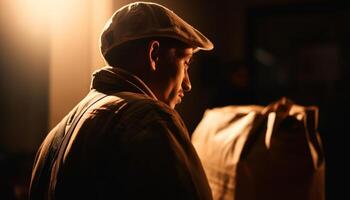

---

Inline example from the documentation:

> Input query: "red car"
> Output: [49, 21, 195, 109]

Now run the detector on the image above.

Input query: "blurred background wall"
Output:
[0, 0, 348, 199]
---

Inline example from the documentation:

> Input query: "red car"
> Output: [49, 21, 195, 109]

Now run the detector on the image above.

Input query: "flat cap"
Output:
[100, 1, 213, 57]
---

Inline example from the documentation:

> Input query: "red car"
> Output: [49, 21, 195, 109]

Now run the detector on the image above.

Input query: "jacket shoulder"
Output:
[113, 92, 179, 124]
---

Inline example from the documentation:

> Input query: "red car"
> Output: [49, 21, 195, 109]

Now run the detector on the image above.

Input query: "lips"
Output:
[178, 93, 184, 103]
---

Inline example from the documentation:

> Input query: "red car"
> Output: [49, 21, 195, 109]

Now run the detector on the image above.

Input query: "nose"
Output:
[182, 71, 192, 92]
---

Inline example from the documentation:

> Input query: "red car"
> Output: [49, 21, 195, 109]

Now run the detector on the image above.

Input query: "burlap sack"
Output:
[192, 98, 325, 200]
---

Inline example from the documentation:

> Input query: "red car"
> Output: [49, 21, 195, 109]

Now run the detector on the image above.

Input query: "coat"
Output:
[29, 66, 212, 200]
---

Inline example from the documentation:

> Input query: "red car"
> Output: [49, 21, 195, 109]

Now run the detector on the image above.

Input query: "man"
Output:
[30, 2, 213, 199]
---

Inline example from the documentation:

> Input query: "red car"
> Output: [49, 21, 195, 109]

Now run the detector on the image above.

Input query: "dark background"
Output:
[1, 0, 349, 199]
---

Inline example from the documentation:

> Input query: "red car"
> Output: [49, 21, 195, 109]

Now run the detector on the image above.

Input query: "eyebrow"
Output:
[187, 51, 194, 56]
[175, 49, 193, 58]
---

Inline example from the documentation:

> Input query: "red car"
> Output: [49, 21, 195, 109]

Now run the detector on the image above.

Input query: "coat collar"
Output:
[91, 66, 157, 100]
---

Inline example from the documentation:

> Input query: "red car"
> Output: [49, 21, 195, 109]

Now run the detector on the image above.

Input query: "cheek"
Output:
[163, 69, 182, 99]
[165, 75, 181, 96]
[171, 71, 185, 97]
[164, 62, 183, 84]
[171, 65, 185, 88]
[158, 56, 185, 95]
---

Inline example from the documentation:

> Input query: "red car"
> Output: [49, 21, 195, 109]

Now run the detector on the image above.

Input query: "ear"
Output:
[148, 40, 160, 71]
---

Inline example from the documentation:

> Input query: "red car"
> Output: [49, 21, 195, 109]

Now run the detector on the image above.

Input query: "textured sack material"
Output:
[192, 98, 325, 200]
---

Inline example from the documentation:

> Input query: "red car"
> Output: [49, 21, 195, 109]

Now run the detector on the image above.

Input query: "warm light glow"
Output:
[18, 0, 66, 17]
[8, 0, 113, 127]
[47, 0, 113, 128]
[6, 0, 78, 39]
[17, 0, 51, 25]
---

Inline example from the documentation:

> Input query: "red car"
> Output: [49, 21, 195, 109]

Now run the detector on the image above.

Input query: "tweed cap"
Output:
[100, 1, 213, 57]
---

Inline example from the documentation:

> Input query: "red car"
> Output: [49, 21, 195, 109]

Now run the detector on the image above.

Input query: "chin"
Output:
[162, 98, 177, 109]
[168, 101, 177, 109]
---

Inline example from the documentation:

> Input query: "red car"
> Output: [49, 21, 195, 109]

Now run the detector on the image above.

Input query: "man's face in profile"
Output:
[155, 47, 193, 109]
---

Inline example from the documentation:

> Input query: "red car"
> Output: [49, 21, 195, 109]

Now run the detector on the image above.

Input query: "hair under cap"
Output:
[100, 1, 214, 58]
